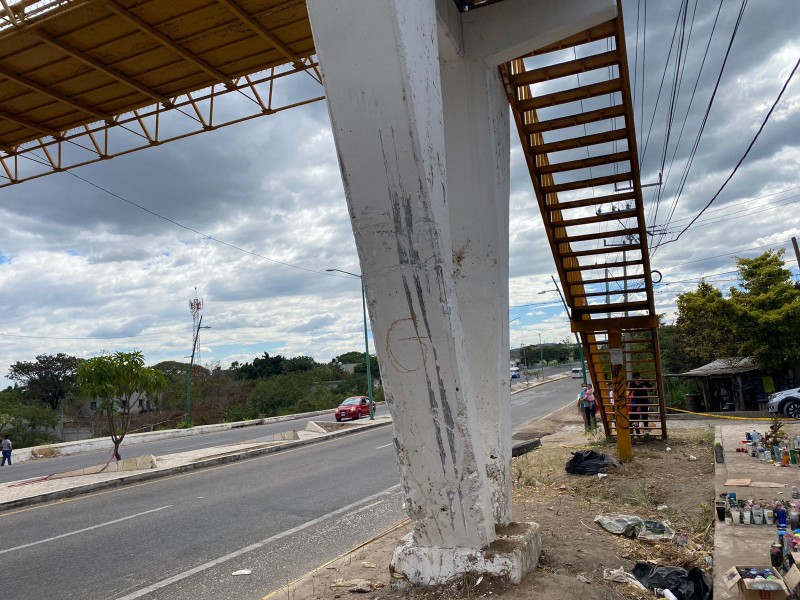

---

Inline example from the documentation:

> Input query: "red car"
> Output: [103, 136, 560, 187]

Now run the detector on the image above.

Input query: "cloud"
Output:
[1, 2, 799, 387]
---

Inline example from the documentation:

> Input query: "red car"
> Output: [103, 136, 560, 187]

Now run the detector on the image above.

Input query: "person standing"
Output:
[628, 372, 650, 434]
[576, 383, 594, 431]
[1, 435, 12, 466]
[583, 384, 598, 431]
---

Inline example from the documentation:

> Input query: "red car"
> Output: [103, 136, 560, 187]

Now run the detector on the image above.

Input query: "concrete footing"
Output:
[389, 522, 541, 589]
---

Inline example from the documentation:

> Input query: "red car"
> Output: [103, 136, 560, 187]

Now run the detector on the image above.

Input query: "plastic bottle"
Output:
[783, 446, 791, 467]
[777, 505, 788, 528]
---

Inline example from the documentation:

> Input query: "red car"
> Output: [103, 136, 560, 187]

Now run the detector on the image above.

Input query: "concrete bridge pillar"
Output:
[306, 0, 616, 586]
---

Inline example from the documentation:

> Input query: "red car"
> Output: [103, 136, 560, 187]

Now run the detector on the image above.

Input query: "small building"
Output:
[671, 357, 774, 412]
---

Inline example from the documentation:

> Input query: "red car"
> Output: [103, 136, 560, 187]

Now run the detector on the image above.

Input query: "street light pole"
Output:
[186, 316, 211, 427]
[327, 269, 375, 419]
[531, 328, 553, 380]
[539, 276, 588, 384]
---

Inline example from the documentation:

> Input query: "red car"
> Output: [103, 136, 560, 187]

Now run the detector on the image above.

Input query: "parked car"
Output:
[767, 387, 800, 418]
[335, 396, 373, 421]
[571, 367, 582, 379]
[510, 367, 520, 379]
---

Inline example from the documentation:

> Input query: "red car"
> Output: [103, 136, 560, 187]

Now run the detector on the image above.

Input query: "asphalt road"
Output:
[1, 374, 579, 600]
[0, 413, 346, 485]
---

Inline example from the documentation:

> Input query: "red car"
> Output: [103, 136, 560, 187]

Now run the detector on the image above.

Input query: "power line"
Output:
[652, 0, 750, 251]
[16, 150, 344, 278]
[666, 54, 800, 244]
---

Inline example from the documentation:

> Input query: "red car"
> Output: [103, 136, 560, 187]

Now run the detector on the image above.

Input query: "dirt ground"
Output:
[264, 408, 716, 600]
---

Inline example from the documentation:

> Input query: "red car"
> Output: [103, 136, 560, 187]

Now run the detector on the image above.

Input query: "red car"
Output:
[335, 396, 373, 421]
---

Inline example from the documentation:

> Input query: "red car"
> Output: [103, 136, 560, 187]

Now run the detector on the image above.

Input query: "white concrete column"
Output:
[306, 0, 495, 550]
[441, 57, 511, 525]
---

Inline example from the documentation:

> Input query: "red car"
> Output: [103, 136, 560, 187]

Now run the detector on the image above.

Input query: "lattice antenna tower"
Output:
[189, 287, 203, 356]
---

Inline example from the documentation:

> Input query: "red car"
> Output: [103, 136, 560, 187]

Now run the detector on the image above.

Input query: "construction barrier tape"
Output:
[666, 406, 776, 421]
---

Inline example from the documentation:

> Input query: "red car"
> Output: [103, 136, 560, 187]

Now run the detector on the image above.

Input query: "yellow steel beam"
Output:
[216, 0, 306, 69]
[0, 63, 111, 121]
[0, 108, 59, 138]
[609, 329, 632, 460]
[570, 315, 659, 334]
[31, 28, 172, 106]
[104, 0, 237, 89]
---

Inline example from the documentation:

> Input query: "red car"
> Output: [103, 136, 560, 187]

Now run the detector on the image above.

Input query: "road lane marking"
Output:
[375, 443, 393, 449]
[0, 427, 393, 518]
[535, 400, 579, 422]
[115, 485, 401, 600]
[0, 505, 172, 555]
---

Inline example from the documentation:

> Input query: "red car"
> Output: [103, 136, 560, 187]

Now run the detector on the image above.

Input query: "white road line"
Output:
[1, 505, 172, 555]
[535, 400, 578, 422]
[115, 485, 402, 600]
[375, 443, 393, 449]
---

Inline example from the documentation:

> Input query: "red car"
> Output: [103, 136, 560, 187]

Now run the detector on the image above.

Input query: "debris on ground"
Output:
[564, 450, 620, 475]
[602, 566, 648, 590]
[594, 514, 676, 542]
[632, 562, 713, 600]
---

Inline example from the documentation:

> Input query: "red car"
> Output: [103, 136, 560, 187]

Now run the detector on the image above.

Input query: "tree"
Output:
[77, 351, 167, 460]
[673, 281, 739, 370]
[283, 356, 317, 373]
[7, 353, 82, 411]
[728, 250, 800, 374]
[0, 386, 59, 447]
[236, 353, 285, 379]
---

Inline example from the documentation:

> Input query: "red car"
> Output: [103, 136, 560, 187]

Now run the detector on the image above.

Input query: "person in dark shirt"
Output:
[628, 372, 650, 434]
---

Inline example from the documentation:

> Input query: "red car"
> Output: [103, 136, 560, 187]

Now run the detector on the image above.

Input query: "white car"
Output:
[570, 367, 582, 379]
[767, 387, 800, 418]
[510, 367, 521, 379]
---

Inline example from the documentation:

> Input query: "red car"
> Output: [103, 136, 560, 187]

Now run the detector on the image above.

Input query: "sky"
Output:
[1, 0, 799, 386]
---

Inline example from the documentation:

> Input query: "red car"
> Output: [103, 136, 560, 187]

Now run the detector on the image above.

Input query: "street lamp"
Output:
[530, 328, 554, 380]
[186, 317, 211, 427]
[327, 268, 375, 419]
[539, 275, 587, 384]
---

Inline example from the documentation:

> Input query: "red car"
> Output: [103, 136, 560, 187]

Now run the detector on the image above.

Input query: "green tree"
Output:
[7, 353, 82, 411]
[248, 372, 309, 417]
[283, 356, 317, 373]
[334, 351, 365, 365]
[673, 281, 738, 370]
[0, 386, 59, 447]
[77, 351, 167, 460]
[728, 250, 800, 373]
[236, 353, 285, 379]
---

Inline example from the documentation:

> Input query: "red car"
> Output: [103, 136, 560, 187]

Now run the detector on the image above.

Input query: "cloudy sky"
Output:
[1, 0, 798, 385]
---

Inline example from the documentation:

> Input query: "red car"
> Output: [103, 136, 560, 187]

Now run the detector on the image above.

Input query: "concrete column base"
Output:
[389, 522, 541, 589]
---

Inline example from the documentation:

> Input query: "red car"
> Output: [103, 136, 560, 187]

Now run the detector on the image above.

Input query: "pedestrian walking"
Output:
[1, 434, 12, 466]
[577, 384, 598, 432]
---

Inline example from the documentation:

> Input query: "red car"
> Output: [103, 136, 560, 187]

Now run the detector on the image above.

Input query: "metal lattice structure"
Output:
[501, 10, 666, 439]
[0, 0, 323, 186]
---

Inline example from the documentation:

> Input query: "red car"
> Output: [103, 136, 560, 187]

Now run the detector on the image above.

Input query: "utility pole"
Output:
[548, 275, 587, 384]
[186, 290, 208, 428]
[792, 237, 800, 273]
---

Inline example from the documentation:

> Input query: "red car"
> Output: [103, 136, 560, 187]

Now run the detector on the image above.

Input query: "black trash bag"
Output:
[632, 562, 713, 600]
[564, 450, 619, 475]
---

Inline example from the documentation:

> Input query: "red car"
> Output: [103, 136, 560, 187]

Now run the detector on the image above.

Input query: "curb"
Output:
[0, 419, 392, 513]
[14, 404, 387, 464]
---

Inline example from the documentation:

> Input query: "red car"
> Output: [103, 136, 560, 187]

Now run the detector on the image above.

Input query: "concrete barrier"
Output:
[14, 405, 386, 465]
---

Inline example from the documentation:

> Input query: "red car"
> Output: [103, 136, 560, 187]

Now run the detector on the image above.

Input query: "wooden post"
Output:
[609, 329, 632, 461]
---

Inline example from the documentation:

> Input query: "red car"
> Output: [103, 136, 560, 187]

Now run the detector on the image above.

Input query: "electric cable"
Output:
[665, 54, 800, 244]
